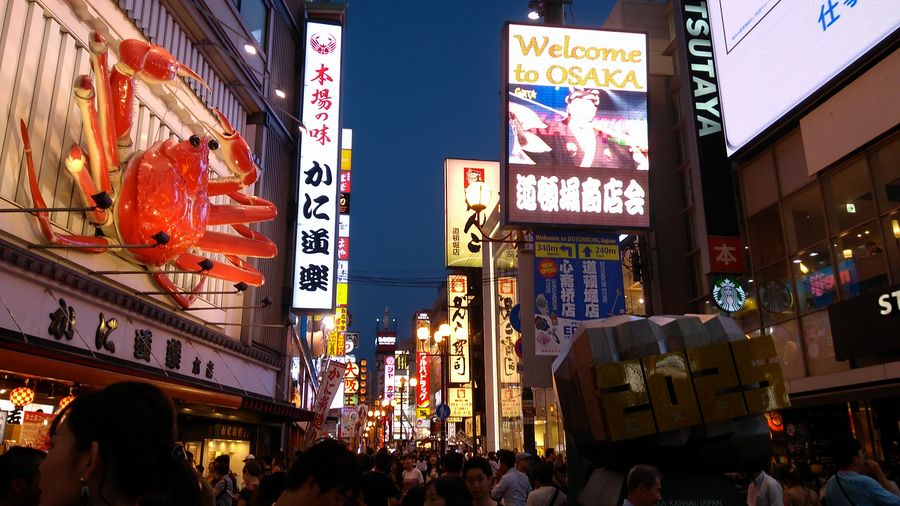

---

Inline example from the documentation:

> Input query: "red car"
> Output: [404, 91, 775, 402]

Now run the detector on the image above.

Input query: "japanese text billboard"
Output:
[503, 23, 649, 229]
[293, 21, 343, 310]
[448, 386, 473, 418]
[497, 276, 520, 384]
[384, 354, 395, 402]
[303, 360, 347, 448]
[444, 159, 500, 268]
[533, 231, 625, 355]
[447, 274, 471, 383]
[706, 1, 899, 155]
[417, 351, 430, 407]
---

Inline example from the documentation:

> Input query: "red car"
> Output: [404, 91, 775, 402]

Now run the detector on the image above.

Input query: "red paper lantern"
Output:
[58, 395, 75, 411]
[9, 386, 35, 407]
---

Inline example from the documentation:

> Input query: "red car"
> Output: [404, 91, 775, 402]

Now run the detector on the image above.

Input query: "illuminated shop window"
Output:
[791, 242, 836, 314]
[830, 223, 889, 299]
[823, 155, 876, 233]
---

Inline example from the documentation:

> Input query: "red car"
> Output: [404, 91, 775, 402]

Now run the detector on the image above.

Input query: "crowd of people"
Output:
[2, 381, 900, 505]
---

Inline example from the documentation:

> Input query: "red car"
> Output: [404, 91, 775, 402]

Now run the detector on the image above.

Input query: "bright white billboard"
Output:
[293, 21, 343, 310]
[706, 1, 900, 155]
[444, 159, 500, 268]
[503, 23, 649, 229]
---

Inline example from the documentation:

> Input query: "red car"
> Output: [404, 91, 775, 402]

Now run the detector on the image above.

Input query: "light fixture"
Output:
[792, 259, 801, 264]
[892, 218, 900, 239]
[416, 327, 430, 341]
[842, 249, 853, 259]
[799, 262, 809, 274]
[409, 377, 418, 387]
[58, 395, 75, 411]
[10, 383, 35, 407]
[178, 295, 273, 311]
[139, 281, 248, 296]
[527, 0, 542, 19]
[748, 279, 754, 283]
[243, 43, 257, 55]
[274, 89, 286, 99]
[462, 182, 524, 245]
[321, 315, 335, 331]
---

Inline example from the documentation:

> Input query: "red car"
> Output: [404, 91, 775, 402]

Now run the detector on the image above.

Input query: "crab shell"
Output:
[116, 137, 211, 266]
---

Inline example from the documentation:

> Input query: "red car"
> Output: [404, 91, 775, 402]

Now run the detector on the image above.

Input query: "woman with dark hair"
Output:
[423, 477, 465, 506]
[273, 439, 362, 505]
[38, 381, 202, 506]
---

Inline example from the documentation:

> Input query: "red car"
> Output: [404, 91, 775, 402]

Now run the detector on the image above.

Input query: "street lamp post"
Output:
[434, 324, 452, 465]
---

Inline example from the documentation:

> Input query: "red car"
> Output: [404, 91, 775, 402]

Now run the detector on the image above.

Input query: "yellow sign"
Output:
[326, 331, 345, 357]
[577, 243, 619, 260]
[534, 241, 576, 258]
[416, 407, 430, 419]
[594, 336, 789, 441]
[447, 387, 473, 418]
[336, 283, 348, 306]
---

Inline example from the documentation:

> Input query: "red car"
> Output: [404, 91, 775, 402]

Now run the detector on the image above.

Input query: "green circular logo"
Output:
[712, 276, 747, 313]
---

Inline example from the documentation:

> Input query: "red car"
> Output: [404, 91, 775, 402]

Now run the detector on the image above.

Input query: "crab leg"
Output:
[151, 268, 208, 310]
[64, 145, 109, 226]
[196, 229, 277, 258]
[208, 192, 276, 226]
[19, 120, 110, 252]
[88, 32, 119, 169]
[174, 253, 264, 286]
[74, 76, 112, 195]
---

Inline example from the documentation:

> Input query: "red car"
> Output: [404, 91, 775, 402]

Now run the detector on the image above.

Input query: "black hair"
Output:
[214, 460, 231, 475]
[497, 449, 516, 468]
[463, 456, 493, 479]
[533, 461, 556, 485]
[250, 471, 287, 506]
[286, 439, 361, 496]
[426, 477, 466, 506]
[50, 382, 200, 506]
[374, 449, 392, 472]
[0, 446, 45, 494]
[443, 452, 464, 473]
[627, 464, 661, 494]
[545, 448, 556, 459]
[401, 484, 426, 506]
[243, 461, 263, 478]
[832, 436, 863, 468]
[358, 453, 374, 472]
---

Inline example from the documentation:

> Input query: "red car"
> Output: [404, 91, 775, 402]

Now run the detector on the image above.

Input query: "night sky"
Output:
[342, 1, 618, 365]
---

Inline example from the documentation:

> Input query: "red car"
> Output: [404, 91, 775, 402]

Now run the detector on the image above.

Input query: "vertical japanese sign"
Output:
[337, 129, 352, 306]
[304, 360, 347, 448]
[497, 276, 520, 384]
[447, 274, 471, 383]
[444, 159, 500, 268]
[384, 354, 396, 402]
[447, 386, 473, 418]
[417, 351, 430, 407]
[343, 359, 360, 406]
[502, 24, 649, 229]
[293, 21, 343, 311]
[533, 231, 625, 355]
[338, 406, 358, 439]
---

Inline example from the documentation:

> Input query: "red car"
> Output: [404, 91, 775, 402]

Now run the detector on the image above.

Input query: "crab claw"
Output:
[117, 39, 211, 91]
[210, 108, 260, 187]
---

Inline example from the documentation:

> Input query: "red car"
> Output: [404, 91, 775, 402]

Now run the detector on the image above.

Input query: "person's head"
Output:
[243, 461, 263, 483]
[832, 436, 866, 471]
[39, 382, 200, 506]
[463, 456, 493, 499]
[374, 450, 392, 472]
[515, 452, 531, 472]
[276, 439, 361, 506]
[214, 460, 231, 478]
[424, 477, 465, 506]
[429, 453, 439, 466]
[626, 465, 662, 506]
[0, 446, 45, 506]
[358, 453, 374, 472]
[403, 456, 415, 471]
[442, 452, 463, 475]
[544, 448, 555, 461]
[532, 462, 556, 487]
[402, 485, 425, 506]
[565, 89, 601, 124]
[487, 451, 497, 462]
[253, 471, 287, 506]
[496, 450, 515, 471]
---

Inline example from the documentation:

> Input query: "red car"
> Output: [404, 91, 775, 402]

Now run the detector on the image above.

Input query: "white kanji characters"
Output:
[624, 179, 645, 216]
[582, 177, 602, 213]
[559, 177, 581, 212]
[516, 174, 537, 211]
[603, 177, 623, 214]
[537, 176, 560, 212]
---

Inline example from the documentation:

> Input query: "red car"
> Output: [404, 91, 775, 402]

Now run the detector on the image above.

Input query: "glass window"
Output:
[791, 242, 837, 313]
[882, 212, 900, 283]
[764, 319, 805, 381]
[741, 151, 778, 216]
[756, 261, 797, 325]
[870, 134, 900, 213]
[800, 310, 849, 376]
[775, 129, 815, 197]
[823, 156, 876, 233]
[239, 0, 268, 46]
[748, 205, 785, 267]
[832, 222, 890, 298]
[731, 276, 761, 332]
[782, 185, 827, 253]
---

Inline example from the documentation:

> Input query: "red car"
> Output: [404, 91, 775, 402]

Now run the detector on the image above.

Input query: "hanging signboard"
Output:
[533, 231, 625, 355]
[292, 21, 343, 311]
[447, 275, 471, 383]
[417, 351, 430, 407]
[444, 159, 500, 268]
[303, 360, 347, 448]
[384, 354, 396, 402]
[447, 386, 473, 418]
[498, 276, 520, 384]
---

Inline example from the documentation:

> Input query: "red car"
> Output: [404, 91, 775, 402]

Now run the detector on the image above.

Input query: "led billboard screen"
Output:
[503, 23, 649, 229]
[706, 1, 899, 155]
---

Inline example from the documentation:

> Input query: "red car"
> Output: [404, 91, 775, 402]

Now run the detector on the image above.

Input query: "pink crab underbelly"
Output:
[117, 151, 209, 267]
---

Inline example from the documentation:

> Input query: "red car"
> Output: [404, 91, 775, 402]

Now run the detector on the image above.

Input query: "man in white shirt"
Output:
[492, 450, 531, 506]
[623, 465, 662, 506]
[744, 460, 783, 506]
[526, 462, 566, 506]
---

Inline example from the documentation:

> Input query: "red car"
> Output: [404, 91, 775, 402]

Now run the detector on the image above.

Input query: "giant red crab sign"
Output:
[19, 31, 277, 309]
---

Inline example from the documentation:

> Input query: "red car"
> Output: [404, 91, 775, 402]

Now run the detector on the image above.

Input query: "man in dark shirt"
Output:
[362, 450, 401, 506]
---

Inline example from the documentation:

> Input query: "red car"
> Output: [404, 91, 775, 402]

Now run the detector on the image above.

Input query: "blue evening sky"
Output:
[342, 1, 618, 365]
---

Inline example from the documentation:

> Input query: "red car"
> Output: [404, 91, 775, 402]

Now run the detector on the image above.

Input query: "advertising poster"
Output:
[304, 360, 347, 448]
[533, 231, 625, 355]
[500, 387, 522, 418]
[19, 412, 54, 451]
[497, 276, 520, 384]
[447, 275, 471, 383]
[445, 159, 500, 268]
[293, 21, 342, 311]
[447, 386, 473, 418]
[504, 24, 649, 228]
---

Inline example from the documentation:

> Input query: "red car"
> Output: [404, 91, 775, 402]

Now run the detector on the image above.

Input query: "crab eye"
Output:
[189, 135, 201, 147]
[208, 139, 220, 151]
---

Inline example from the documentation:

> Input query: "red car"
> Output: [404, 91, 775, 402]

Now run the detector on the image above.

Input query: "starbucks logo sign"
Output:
[712, 276, 747, 313]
